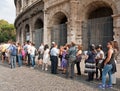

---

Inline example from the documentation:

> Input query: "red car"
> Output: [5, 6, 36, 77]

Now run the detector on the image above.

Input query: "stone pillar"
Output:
[16, 29, 19, 43]
[21, 24, 24, 45]
[43, 10, 48, 44]
[21, 0, 23, 9]
[29, 21, 33, 42]
[44, 10, 52, 46]
[69, 0, 79, 43]
[30, 20, 35, 43]
[76, 20, 82, 45]
[112, 14, 120, 61]
[18, 28, 21, 43]
[44, 0, 51, 46]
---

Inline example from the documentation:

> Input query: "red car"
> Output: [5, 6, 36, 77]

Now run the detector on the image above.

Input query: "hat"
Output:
[52, 42, 55, 44]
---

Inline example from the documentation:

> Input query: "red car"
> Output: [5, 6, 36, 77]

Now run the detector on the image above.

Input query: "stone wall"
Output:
[15, 0, 120, 54]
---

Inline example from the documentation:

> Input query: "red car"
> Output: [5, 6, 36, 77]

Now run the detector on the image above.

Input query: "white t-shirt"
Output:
[27, 45, 31, 54]
[96, 50, 105, 61]
[43, 49, 50, 63]
[38, 45, 44, 54]
[30, 46, 36, 56]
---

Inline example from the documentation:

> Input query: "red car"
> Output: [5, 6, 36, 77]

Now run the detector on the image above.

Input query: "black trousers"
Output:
[76, 62, 81, 75]
[27, 54, 31, 66]
[51, 56, 58, 74]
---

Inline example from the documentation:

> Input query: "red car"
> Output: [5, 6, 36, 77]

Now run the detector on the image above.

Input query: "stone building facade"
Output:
[14, 0, 120, 51]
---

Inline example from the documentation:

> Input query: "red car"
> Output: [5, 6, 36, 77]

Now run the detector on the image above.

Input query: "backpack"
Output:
[10, 45, 17, 56]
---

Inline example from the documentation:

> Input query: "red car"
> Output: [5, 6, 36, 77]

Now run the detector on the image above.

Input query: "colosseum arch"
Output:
[34, 19, 44, 49]
[81, 0, 117, 51]
[50, 11, 68, 47]
[24, 24, 30, 42]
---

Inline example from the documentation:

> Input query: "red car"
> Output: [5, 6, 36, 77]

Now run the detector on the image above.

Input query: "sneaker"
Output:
[98, 84, 105, 89]
[106, 85, 113, 88]
[30, 67, 34, 69]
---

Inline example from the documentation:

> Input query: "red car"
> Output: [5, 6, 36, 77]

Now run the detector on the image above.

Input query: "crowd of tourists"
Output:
[0, 40, 119, 89]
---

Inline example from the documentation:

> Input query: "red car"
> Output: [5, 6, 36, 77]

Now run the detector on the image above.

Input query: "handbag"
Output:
[96, 60, 104, 69]
[76, 54, 82, 62]
[65, 54, 69, 60]
[69, 55, 76, 62]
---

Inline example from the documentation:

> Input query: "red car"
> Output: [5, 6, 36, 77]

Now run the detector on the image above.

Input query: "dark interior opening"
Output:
[35, 19, 43, 29]
[88, 7, 113, 19]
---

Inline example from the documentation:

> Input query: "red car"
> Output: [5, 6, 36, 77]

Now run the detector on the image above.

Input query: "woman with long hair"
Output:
[111, 41, 119, 85]
[99, 41, 117, 89]
[42, 44, 50, 71]
[76, 45, 82, 75]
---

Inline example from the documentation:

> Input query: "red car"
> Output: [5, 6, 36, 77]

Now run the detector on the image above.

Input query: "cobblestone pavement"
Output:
[0, 60, 120, 91]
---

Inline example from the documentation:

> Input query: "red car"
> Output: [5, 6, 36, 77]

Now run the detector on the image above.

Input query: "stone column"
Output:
[29, 20, 33, 42]
[43, 10, 49, 45]
[21, 0, 23, 9]
[112, 14, 120, 61]
[30, 19, 35, 43]
[21, 23, 25, 45]
[69, 0, 79, 43]
[16, 29, 19, 43]
[18, 28, 21, 43]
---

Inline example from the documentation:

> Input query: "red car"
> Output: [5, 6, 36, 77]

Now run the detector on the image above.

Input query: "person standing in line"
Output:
[17, 43, 23, 67]
[23, 42, 28, 64]
[76, 45, 82, 75]
[1, 43, 6, 63]
[61, 46, 68, 74]
[50, 44, 59, 74]
[27, 41, 32, 66]
[38, 43, 44, 66]
[42, 44, 50, 71]
[66, 42, 77, 79]
[8, 41, 17, 69]
[59, 46, 64, 70]
[95, 45, 105, 80]
[49, 42, 56, 61]
[30, 43, 37, 69]
[21, 45, 26, 64]
[99, 41, 117, 89]
[5, 41, 11, 64]
[84, 44, 96, 81]
[111, 41, 119, 85]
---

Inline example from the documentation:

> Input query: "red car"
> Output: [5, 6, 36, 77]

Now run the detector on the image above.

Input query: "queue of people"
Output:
[0, 40, 119, 90]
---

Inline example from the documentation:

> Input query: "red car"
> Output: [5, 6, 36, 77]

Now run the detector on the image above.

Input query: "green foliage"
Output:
[0, 19, 16, 43]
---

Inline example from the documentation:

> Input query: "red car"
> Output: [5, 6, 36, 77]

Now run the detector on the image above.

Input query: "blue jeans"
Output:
[18, 54, 22, 67]
[30, 54, 35, 67]
[102, 64, 112, 86]
[10, 55, 16, 69]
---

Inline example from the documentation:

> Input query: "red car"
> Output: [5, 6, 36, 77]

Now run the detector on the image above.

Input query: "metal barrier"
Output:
[82, 16, 113, 51]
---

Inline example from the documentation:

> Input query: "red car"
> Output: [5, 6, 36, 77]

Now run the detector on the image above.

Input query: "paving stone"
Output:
[0, 61, 120, 91]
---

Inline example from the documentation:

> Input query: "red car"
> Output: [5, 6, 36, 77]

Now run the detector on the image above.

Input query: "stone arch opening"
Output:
[34, 19, 44, 49]
[51, 12, 68, 47]
[82, 1, 114, 51]
[88, 7, 113, 19]
[24, 24, 30, 41]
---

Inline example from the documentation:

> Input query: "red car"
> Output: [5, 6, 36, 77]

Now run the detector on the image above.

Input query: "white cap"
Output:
[52, 42, 55, 44]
